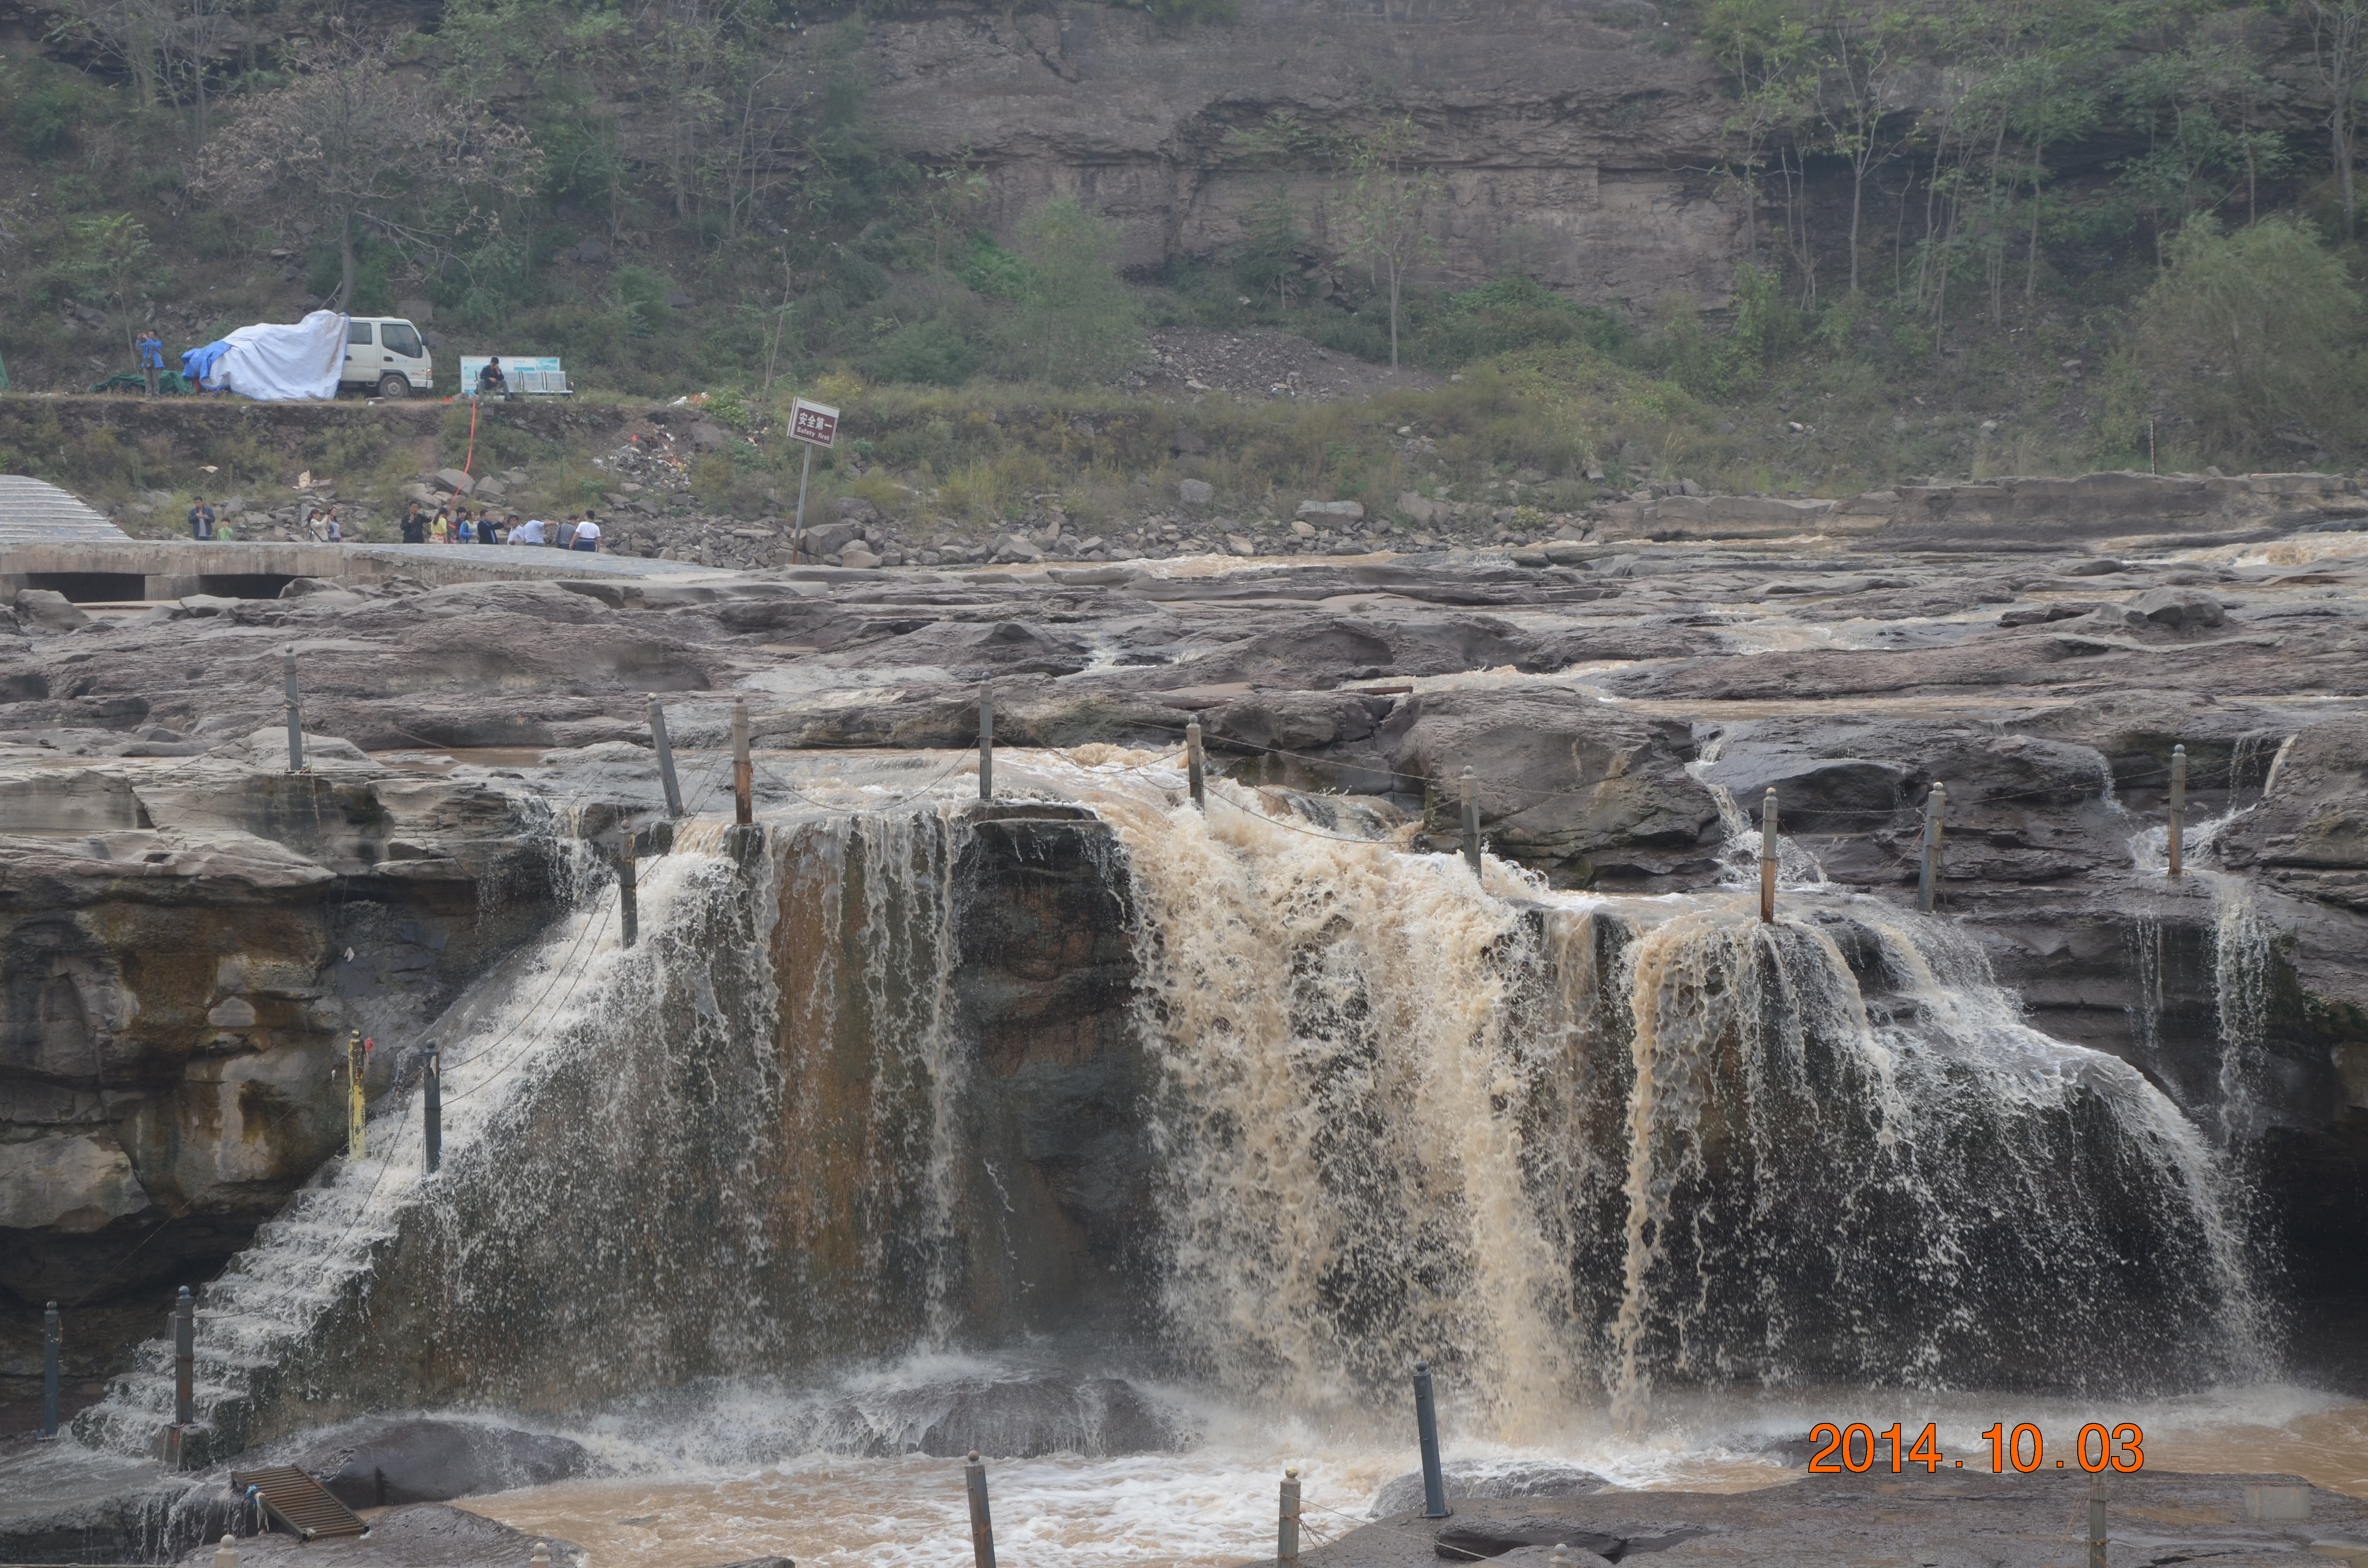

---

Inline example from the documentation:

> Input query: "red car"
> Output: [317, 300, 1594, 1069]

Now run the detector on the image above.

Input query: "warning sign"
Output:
[790, 398, 840, 448]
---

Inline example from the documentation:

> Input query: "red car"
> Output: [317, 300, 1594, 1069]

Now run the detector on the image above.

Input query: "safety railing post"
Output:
[978, 681, 994, 803]
[1413, 1358, 1450, 1519]
[1460, 769, 1481, 877]
[1759, 788, 1778, 923]
[732, 699, 753, 827]
[1187, 718, 1206, 812]
[282, 648, 304, 773]
[648, 696, 684, 819]
[619, 838, 639, 948]
[422, 1042, 442, 1176]
[2168, 743, 2187, 877]
[1916, 782, 1947, 915]
[173, 1286, 194, 1427]
[1278, 1467, 1301, 1563]
[346, 1031, 366, 1161]
[965, 1449, 997, 1568]
[41, 1300, 60, 1438]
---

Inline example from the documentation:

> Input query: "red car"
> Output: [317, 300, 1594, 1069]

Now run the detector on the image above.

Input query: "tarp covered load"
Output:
[180, 311, 347, 400]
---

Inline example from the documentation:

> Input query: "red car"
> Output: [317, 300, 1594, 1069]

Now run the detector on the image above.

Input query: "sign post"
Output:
[788, 397, 840, 565]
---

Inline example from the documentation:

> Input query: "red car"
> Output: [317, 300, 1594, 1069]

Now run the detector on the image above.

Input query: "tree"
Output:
[1704, 0, 1816, 266]
[56, 0, 236, 131]
[1006, 194, 1141, 387]
[66, 213, 153, 361]
[1336, 117, 1443, 370]
[196, 30, 541, 311]
[2305, 0, 2368, 239]
[2132, 216, 2367, 461]
[1813, 1, 1912, 296]
[1224, 110, 1321, 306]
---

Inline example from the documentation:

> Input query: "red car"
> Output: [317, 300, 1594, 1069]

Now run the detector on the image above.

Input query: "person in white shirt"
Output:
[511, 517, 548, 545]
[572, 514, 602, 552]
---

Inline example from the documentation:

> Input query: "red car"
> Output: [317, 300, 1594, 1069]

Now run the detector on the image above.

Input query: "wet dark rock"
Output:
[835, 1373, 1184, 1459]
[1309, 1473, 2368, 1568]
[1370, 1461, 1610, 1519]
[1384, 686, 1720, 886]
[270, 1417, 592, 1507]
[169, 1503, 584, 1568]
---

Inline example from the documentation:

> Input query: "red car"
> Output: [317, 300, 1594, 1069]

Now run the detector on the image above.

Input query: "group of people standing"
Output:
[399, 501, 603, 551]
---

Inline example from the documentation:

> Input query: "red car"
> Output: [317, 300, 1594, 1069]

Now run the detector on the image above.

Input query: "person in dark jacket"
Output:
[186, 497, 215, 539]
[401, 502, 428, 544]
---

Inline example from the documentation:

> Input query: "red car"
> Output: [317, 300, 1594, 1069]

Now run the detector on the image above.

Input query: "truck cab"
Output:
[340, 317, 433, 398]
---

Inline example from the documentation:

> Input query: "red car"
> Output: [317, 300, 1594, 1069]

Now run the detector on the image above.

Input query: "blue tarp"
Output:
[181, 341, 231, 387]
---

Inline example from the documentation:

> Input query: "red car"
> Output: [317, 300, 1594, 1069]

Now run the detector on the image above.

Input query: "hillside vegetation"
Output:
[6, 0, 2368, 534]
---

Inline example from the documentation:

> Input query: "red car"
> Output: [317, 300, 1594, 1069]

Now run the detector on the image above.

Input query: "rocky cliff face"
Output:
[859, 0, 1743, 305]
[0, 751, 565, 1405]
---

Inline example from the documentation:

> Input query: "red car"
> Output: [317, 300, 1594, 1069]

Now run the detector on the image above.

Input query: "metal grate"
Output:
[230, 1464, 370, 1540]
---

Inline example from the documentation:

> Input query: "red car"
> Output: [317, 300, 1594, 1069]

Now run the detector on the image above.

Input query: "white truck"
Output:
[339, 317, 434, 398]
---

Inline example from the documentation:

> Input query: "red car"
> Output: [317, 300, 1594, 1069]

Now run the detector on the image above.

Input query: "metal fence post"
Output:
[346, 1032, 366, 1161]
[964, 1449, 997, 1568]
[282, 648, 304, 773]
[1278, 1467, 1301, 1563]
[1916, 782, 1947, 915]
[422, 1043, 442, 1176]
[2168, 743, 2187, 877]
[1413, 1359, 1450, 1519]
[41, 1301, 59, 1438]
[731, 699, 753, 827]
[619, 839, 639, 948]
[1187, 718, 1206, 812]
[648, 696, 684, 819]
[1460, 769, 1481, 877]
[2087, 1479, 2108, 1568]
[173, 1286, 195, 1427]
[1759, 788, 1779, 923]
[978, 681, 994, 803]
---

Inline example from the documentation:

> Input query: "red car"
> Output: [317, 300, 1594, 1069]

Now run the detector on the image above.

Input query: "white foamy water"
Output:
[451, 1369, 2368, 1568]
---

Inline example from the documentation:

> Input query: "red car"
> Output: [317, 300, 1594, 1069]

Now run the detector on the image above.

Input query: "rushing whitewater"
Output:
[80, 750, 2273, 1466]
[1075, 761, 2269, 1436]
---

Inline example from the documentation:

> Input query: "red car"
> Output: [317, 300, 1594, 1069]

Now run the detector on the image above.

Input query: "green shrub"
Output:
[1408, 274, 1628, 368]
[2131, 215, 2368, 464]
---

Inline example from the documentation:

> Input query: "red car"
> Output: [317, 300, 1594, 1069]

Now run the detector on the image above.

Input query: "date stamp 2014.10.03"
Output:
[1809, 1422, 2147, 1474]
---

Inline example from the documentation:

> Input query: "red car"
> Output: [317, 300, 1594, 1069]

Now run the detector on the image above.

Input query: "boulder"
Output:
[0, 1133, 151, 1231]
[838, 547, 884, 570]
[1298, 499, 1366, 522]
[472, 476, 508, 501]
[430, 468, 474, 495]
[994, 536, 1046, 564]
[834, 496, 880, 522]
[1385, 686, 1722, 884]
[2129, 586, 2226, 630]
[15, 590, 92, 633]
[1225, 533, 1256, 555]
[1178, 478, 1214, 505]
[796, 522, 862, 560]
[279, 1418, 592, 1509]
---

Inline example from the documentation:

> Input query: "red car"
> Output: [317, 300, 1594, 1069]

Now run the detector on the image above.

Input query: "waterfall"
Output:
[75, 747, 2280, 1467]
[76, 806, 989, 1461]
[1081, 766, 2272, 1433]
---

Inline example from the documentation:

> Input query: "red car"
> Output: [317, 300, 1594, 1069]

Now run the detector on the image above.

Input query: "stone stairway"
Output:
[0, 476, 130, 542]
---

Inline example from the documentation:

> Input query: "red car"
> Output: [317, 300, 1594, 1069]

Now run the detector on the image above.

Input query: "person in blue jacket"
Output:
[136, 331, 165, 396]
